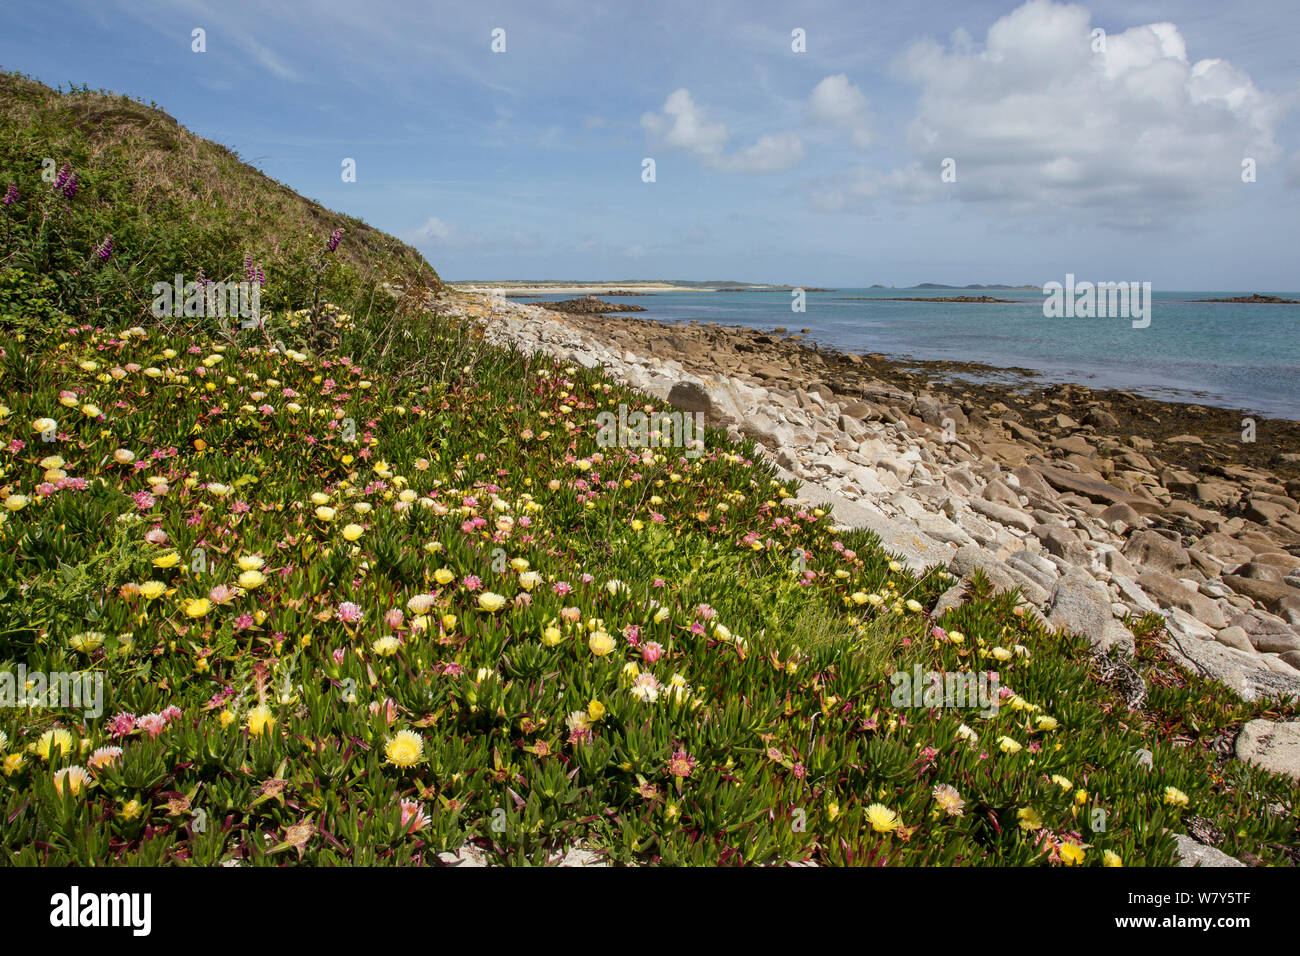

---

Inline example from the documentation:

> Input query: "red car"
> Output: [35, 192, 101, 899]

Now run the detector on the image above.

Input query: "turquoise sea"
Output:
[515, 289, 1300, 420]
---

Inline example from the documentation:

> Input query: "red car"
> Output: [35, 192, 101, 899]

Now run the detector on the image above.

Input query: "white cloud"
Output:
[641, 88, 804, 174]
[808, 74, 873, 149]
[876, 0, 1286, 224]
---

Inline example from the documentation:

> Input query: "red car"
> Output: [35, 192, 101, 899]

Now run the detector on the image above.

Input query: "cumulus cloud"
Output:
[809, 74, 873, 149]
[641, 88, 804, 174]
[874, 0, 1286, 224]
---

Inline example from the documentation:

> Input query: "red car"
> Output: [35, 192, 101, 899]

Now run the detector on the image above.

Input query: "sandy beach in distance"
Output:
[450, 281, 718, 296]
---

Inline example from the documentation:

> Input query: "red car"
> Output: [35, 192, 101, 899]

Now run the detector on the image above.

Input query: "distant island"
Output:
[914, 283, 1040, 290]
[1195, 293, 1300, 304]
[839, 294, 1016, 303]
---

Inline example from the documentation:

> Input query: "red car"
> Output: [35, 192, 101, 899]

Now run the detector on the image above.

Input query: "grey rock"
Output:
[968, 497, 1035, 533]
[1172, 834, 1246, 868]
[1136, 570, 1227, 630]
[1123, 529, 1191, 575]
[1235, 719, 1300, 781]
[1213, 626, 1255, 652]
[1046, 570, 1113, 646]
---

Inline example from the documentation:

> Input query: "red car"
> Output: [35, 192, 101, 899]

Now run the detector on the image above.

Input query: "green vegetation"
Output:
[0, 77, 1295, 866]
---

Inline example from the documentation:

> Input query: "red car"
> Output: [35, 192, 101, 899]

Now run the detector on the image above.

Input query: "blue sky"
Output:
[2, 0, 1298, 288]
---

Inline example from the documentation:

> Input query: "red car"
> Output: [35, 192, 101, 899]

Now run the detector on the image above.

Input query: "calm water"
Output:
[513, 289, 1300, 420]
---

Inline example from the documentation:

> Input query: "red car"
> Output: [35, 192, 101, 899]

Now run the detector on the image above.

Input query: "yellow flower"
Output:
[587, 700, 606, 721]
[372, 636, 401, 657]
[138, 581, 166, 600]
[314, 506, 336, 522]
[850, 591, 868, 605]
[1036, 715, 1059, 732]
[32, 417, 57, 434]
[53, 766, 92, 797]
[384, 730, 423, 767]
[407, 593, 436, 614]
[905, 599, 923, 613]
[588, 631, 616, 656]
[477, 592, 506, 613]
[247, 705, 275, 737]
[35, 729, 75, 760]
[2, 753, 25, 776]
[152, 551, 180, 569]
[1017, 807, 1043, 831]
[518, 571, 541, 591]
[433, 568, 455, 585]
[184, 597, 211, 619]
[218, 709, 235, 728]
[3, 494, 28, 511]
[542, 625, 562, 646]
[238, 570, 266, 590]
[1059, 842, 1086, 866]
[997, 736, 1023, 754]
[1103, 850, 1123, 867]
[865, 803, 900, 833]
[68, 631, 105, 654]
[237, 555, 265, 572]
[1074, 789, 1088, 806]
[81, 403, 102, 418]
[1051, 774, 1073, 791]
[342, 523, 365, 542]
[1163, 786, 1189, 808]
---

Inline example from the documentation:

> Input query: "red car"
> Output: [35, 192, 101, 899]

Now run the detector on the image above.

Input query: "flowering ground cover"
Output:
[0, 75, 1295, 866]
[0, 302, 1297, 866]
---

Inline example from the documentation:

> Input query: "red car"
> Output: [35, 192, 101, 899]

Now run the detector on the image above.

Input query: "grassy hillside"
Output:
[0, 77, 1296, 867]
[0, 71, 437, 331]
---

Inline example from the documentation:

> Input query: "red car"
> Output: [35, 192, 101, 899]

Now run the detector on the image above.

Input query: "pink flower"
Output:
[400, 799, 430, 834]
[209, 583, 238, 605]
[108, 712, 136, 737]
[384, 608, 404, 629]
[642, 641, 664, 663]
[462, 575, 481, 592]
[160, 705, 182, 723]
[135, 713, 167, 738]
[667, 749, 696, 778]
[145, 528, 169, 545]
[337, 601, 363, 624]
[551, 581, 572, 596]
[369, 698, 399, 724]
[332, 647, 347, 666]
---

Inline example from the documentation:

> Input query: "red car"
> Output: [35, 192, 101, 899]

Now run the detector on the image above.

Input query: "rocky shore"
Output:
[442, 288, 1300, 785]
[527, 295, 647, 314]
